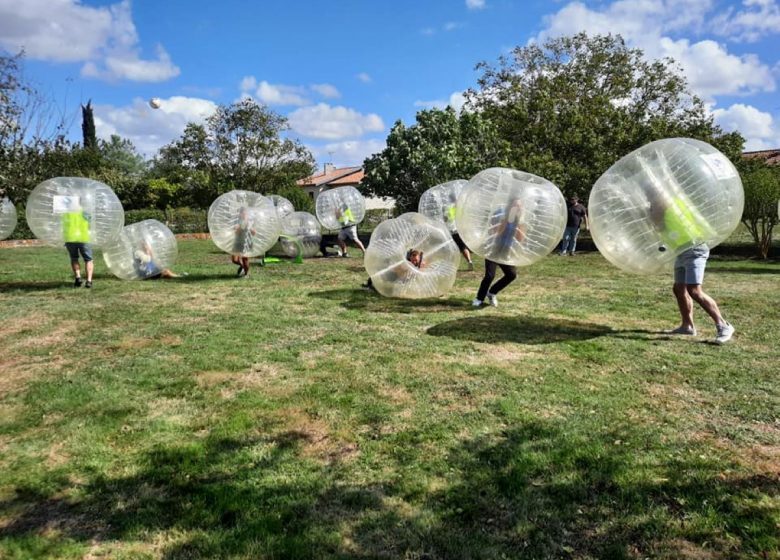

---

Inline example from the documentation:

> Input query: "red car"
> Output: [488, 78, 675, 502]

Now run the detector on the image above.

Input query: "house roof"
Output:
[297, 166, 364, 188]
[743, 149, 780, 166]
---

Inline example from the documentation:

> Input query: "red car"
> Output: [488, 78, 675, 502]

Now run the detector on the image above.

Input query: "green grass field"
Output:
[0, 240, 778, 559]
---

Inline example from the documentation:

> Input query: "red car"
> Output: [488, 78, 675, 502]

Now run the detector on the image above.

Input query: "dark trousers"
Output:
[476, 260, 517, 300]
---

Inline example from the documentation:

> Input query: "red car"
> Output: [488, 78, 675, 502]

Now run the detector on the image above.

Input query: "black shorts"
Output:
[452, 232, 467, 252]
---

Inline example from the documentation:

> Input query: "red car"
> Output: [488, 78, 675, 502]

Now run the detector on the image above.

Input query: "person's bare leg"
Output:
[354, 239, 366, 254]
[687, 285, 725, 326]
[673, 283, 695, 330]
[71, 261, 81, 279]
[242, 257, 250, 276]
[86, 261, 93, 282]
[338, 240, 347, 256]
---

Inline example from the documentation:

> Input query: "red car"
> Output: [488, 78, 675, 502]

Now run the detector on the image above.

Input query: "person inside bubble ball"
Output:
[647, 185, 734, 344]
[336, 204, 366, 258]
[362, 249, 424, 292]
[472, 198, 526, 307]
[446, 193, 474, 271]
[62, 206, 94, 288]
[133, 239, 179, 279]
[232, 207, 255, 277]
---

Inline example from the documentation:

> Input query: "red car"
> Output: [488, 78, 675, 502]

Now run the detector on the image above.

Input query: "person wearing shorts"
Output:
[670, 244, 734, 344]
[62, 210, 93, 288]
[336, 210, 366, 258]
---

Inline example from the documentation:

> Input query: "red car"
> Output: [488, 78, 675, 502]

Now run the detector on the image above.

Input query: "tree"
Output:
[739, 159, 780, 258]
[362, 107, 511, 212]
[99, 134, 146, 177]
[81, 100, 97, 150]
[152, 98, 315, 206]
[468, 33, 744, 199]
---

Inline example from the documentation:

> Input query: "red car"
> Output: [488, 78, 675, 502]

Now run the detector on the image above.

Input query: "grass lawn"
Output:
[0, 240, 778, 559]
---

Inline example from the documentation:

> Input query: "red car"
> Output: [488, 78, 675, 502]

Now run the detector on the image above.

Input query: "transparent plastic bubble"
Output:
[280, 211, 321, 258]
[589, 138, 744, 274]
[364, 212, 460, 299]
[207, 190, 281, 257]
[455, 168, 567, 266]
[0, 197, 17, 240]
[269, 194, 295, 219]
[418, 179, 468, 232]
[102, 220, 177, 280]
[315, 186, 365, 230]
[25, 177, 124, 247]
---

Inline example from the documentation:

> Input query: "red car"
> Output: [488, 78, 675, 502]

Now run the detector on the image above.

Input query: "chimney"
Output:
[324, 163, 335, 174]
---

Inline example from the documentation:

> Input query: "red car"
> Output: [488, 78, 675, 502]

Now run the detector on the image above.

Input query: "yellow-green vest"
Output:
[661, 198, 708, 250]
[62, 211, 90, 243]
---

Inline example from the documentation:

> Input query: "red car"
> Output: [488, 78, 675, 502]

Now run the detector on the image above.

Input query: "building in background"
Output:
[297, 164, 395, 212]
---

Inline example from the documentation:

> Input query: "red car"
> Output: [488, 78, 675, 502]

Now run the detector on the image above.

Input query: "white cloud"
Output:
[288, 103, 384, 140]
[309, 139, 387, 167]
[310, 83, 341, 99]
[239, 78, 309, 106]
[712, 103, 779, 149]
[712, 0, 780, 42]
[533, 0, 775, 99]
[414, 91, 466, 112]
[356, 72, 372, 83]
[421, 27, 436, 36]
[239, 78, 340, 104]
[0, 0, 179, 82]
[466, 0, 486, 10]
[93, 96, 217, 156]
[444, 22, 463, 31]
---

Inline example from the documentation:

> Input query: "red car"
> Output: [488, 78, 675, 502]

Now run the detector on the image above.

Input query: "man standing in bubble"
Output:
[559, 196, 588, 256]
[62, 204, 94, 288]
[336, 204, 366, 257]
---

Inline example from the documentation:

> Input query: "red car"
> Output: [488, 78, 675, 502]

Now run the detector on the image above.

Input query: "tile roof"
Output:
[743, 149, 780, 166]
[297, 166, 364, 188]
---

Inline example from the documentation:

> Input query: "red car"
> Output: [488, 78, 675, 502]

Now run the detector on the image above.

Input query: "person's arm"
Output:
[515, 224, 527, 243]
[583, 207, 589, 230]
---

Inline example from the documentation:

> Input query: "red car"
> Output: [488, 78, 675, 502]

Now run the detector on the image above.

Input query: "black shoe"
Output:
[74, 278, 83, 288]
[84, 280, 92, 288]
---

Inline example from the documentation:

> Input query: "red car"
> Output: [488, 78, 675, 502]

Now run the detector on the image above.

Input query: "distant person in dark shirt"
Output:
[559, 196, 588, 256]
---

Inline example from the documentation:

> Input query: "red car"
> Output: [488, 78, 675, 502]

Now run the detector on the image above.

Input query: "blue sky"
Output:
[1, 0, 779, 169]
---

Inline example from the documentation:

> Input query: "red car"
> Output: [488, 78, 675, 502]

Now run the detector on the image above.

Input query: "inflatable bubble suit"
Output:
[418, 179, 468, 232]
[364, 212, 460, 299]
[315, 186, 365, 230]
[280, 211, 321, 258]
[25, 177, 124, 247]
[102, 220, 177, 280]
[455, 168, 567, 266]
[269, 194, 295, 219]
[588, 138, 744, 275]
[0, 197, 17, 240]
[208, 190, 281, 257]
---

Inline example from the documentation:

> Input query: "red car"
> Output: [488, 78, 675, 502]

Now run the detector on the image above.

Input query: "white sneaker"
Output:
[486, 293, 498, 307]
[714, 322, 734, 345]
[471, 298, 483, 307]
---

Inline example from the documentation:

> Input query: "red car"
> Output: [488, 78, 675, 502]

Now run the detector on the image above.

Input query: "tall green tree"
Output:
[738, 159, 780, 258]
[468, 33, 744, 199]
[81, 100, 97, 150]
[153, 98, 315, 207]
[362, 107, 511, 212]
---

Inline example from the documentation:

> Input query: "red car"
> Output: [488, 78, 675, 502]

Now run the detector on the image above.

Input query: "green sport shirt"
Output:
[62, 211, 90, 243]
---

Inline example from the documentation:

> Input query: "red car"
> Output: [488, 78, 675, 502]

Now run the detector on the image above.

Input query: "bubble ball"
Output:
[315, 186, 365, 230]
[418, 179, 468, 232]
[455, 168, 567, 266]
[207, 190, 281, 257]
[588, 138, 744, 275]
[25, 177, 124, 247]
[364, 212, 460, 299]
[0, 197, 17, 240]
[279, 211, 321, 258]
[269, 194, 295, 219]
[102, 220, 177, 280]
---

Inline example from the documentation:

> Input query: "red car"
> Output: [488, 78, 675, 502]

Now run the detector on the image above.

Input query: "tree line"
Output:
[2, 35, 778, 255]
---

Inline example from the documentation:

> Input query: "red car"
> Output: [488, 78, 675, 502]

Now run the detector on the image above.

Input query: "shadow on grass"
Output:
[427, 315, 616, 344]
[0, 281, 70, 293]
[309, 288, 472, 313]
[1, 419, 777, 558]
